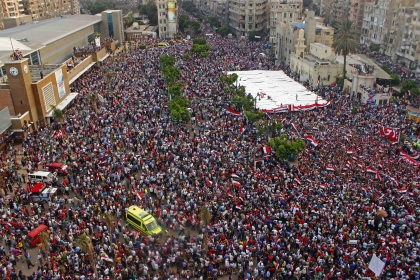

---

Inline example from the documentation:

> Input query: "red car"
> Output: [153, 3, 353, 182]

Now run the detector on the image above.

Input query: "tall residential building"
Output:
[157, 0, 177, 39]
[22, 0, 73, 20]
[0, 0, 24, 18]
[228, 0, 267, 37]
[360, 0, 390, 50]
[269, 0, 302, 46]
[348, 0, 374, 34]
[322, 0, 350, 26]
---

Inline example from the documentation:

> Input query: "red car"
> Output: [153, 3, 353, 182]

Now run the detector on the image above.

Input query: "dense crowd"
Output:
[1, 18, 420, 280]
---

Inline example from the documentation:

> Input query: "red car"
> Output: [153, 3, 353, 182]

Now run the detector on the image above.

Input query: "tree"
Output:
[217, 26, 229, 37]
[401, 79, 419, 94]
[199, 206, 211, 252]
[269, 134, 306, 160]
[87, 0, 114, 14]
[192, 44, 210, 53]
[138, 2, 158, 25]
[39, 231, 51, 269]
[50, 105, 64, 122]
[160, 55, 176, 68]
[244, 110, 263, 123]
[123, 13, 135, 28]
[332, 20, 359, 79]
[179, 15, 191, 32]
[76, 234, 97, 278]
[169, 96, 190, 122]
[162, 66, 181, 84]
[168, 82, 183, 96]
[390, 74, 400, 87]
[200, 51, 209, 58]
[193, 38, 206, 45]
[101, 213, 115, 235]
[382, 65, 392, 74]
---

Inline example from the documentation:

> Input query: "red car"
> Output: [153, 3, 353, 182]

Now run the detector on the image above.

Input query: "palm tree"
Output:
[76, 234, 97, 278]
[39, 231, 51, 269]
[50, 105, 64, 122]
[199, 206, 211, 252]
[332, 19, 359, 79]
[101, 213, 115, 235]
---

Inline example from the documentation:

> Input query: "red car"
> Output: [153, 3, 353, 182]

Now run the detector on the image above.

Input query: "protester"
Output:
[0, 15, 420, 280]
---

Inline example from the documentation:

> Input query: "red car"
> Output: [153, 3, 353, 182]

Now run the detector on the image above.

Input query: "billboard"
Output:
[55, 68, 66, 99]
[168, 1, 176, 23]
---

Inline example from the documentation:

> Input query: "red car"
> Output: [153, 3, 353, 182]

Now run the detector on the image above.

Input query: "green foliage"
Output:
[207, 17, 221, 28]
[180, 1, 198, 14]
[256, 121, 283, 137]
[183, 53, 190, 60]
[390, 74, 400, 86]
[87, 0, 115, 14]
[217, 26, 229, 37]
[168, 82, 183, 96]
[138, 2, 158, 25]
[162, 66, 181, 84]
[123, 13, 135, 28]
[370, 44, 380, 52]
[139, 44, 146, 49]
[50, 105, 64, 122]
[193, 29, 202, 35]
[193, 38, 207, 45]
[169, 96, 190, 122]
[382, 65, 392, 74]
[244, 110, 263, 122]
[160, 55, 176, 68]
[200, 51, 209, 58]
[269, 135, 306, 160]
[411, 87, 420, 97]
[332, 20, 359, 78]
[220, 73, 238, 87]
[192, 44, 210, 53]
[179, 15, 190, 32]
[401, 79, 419, 94]
[232, 92, 255, 111]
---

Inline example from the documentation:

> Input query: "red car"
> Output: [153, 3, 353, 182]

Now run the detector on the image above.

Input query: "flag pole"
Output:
[10, 38, 15, 53]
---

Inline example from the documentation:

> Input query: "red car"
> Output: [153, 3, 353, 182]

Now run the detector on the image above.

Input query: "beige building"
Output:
[228, 0, 267, 37]
[0, 0, 24, 18]
[269, 0, 302, 49]
[290, 30, 343, 86]
[101, 10, 125, 43]
[157, 0, 178, 39]
[360, 0, 390, 49]
[321, 0, 350, 26]
[348, 0, 374, 34]
[276, 18, 333, 65]
[125, 22, 157, 40]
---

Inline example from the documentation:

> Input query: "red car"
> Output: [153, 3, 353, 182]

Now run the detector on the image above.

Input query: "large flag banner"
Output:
[379, 125, 400, 144]
[304, 135, 319, 147]
[226, 108, 241, 116]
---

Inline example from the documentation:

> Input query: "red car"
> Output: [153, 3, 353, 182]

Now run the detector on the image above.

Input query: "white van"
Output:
[28, 171, 55, 183]
[31, 187, 58, 202]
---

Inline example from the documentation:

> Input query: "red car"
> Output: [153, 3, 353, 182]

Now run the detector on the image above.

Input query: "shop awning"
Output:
[45, 93, 79, 117]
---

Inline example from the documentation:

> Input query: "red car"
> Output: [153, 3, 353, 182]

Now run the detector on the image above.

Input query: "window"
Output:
[249, 16, 252, 21]
[389, 38, 393, 44]
[249, 24, 253, 29]
[107, 13, 114, 37]
[127, 214, 141, 227]
[42, 83, 55, 112]
[284, 12, 286, 18]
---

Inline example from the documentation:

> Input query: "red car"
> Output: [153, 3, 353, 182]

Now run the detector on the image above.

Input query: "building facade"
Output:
[348, 0, 374, 34]
[360, 0, 390, 49]
[100, 10, 125, 43]
[321, 0, 350, 26]
[157, 0, 177, 39]
[290, 31, 343, 86]
[269, 0, 302, 48]
[228, 0, 267, 37]
[0, 0, 24, 18]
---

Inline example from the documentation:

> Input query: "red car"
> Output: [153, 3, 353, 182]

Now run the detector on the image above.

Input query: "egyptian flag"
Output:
[232, 180, 242, 187]
[55, 130, 62, 139]
[398, 188, 408, 194]
[319, 184, 326, 189]
[206, 179, 213, 186]
[235, 204, 242, 210]
[136, 191, 143, 200]
[375, 170, 382, 180]
[389, 176, 399, 187]
[231, 174, 240, 180]
[304, 135, 319, 147]
[226, 108, 241, 116]
[291, 123, 301, 137]
[294, 177, 302, 185]
[326, 165, 335, 171]
[366, 168, 376, 174]
[263, 146, 271, 154]
[347, 149, 353, 154]
[287, 104, 294, 112]
[240, 126, 245, 133]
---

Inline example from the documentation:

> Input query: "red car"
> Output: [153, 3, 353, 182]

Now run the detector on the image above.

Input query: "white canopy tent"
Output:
[227, 70, 327, 110]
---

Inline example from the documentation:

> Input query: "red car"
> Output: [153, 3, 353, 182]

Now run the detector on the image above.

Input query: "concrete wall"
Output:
[31, 64, 71, 118]
[11, 111, 31, 130]
[3, 15, 33, 29]
[0, 89, 15, 115]
[67, 55, 94, 82]
[39, 25, 94, 64]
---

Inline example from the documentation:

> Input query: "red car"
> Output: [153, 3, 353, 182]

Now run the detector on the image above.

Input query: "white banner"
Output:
[55, 69, 66, 99]
[95, 37, 101, 48]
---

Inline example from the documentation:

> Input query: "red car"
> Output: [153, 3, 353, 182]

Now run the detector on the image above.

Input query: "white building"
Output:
[157, 0, 178, 39]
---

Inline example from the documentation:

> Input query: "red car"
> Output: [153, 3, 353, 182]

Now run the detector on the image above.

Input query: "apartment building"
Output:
[157, 0, 178, 39]
[269, 0, 302, 50]
[228, 0, 267, 37]
[348, 0, 373, 34]
[276, 18, 333, 65]
[322, 0, 350, 26]
[0, 0, 23, 17]
[360, 0, 390, 53]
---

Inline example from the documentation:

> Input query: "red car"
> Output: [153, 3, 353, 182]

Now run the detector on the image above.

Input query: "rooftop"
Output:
[0, 15, 102, 63]
[291, 22, 322, 31]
